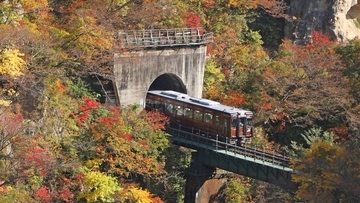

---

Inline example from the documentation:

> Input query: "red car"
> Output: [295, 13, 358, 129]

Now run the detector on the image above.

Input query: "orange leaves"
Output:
[20, 0, 49, 13]
[257, 0, 289, 19]
[262, 102, 272, 110]
[222, 90, 246, 107]
[311, 30, 332, 45]
[141, 110, 169, 131]
[201, 0, 216, 10]
[264, 111, 291, 136]
[49, 78, 66, 94]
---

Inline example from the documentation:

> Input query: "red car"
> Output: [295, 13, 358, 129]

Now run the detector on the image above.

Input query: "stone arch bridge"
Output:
[113, 27, 213, 108]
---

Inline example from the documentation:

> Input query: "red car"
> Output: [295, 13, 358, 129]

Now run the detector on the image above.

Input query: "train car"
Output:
[146, 90, 253, 145]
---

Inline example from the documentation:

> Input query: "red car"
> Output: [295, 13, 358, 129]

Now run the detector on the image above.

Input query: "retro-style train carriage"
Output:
[146, 90, 253, 145]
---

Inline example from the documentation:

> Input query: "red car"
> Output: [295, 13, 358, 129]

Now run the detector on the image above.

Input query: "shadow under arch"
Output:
[148, 73, 187, 94]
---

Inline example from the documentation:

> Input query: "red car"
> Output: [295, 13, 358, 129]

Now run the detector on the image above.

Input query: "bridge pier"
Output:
[185, 151, 230, 203]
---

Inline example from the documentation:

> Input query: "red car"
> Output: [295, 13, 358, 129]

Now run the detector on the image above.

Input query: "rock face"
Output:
[285, 0, 360, 44]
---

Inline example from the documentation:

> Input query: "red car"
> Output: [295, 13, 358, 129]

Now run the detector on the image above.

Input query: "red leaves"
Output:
[185, 13, 202, 28]
[141, 111, 169, 131]
[74, 97, 100, 126]
[23, 146, 54, 177]
[91, 107, 133, 141]
[35, 186, 51, 202]
[35, 183, 74, 202]
[96, 107, 120, 129]
[56, 186, 74, 202]
[311, 30, 332, 45]
[327, 125, 349, 143]
[0, 112, 23, 151]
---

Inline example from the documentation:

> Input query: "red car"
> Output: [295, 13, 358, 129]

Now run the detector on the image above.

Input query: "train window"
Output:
[175, 105, 183, 115]
[184, 107, 193, 118]
[146, 99, 154, 108]
[154, 101, 162, 110]
[247, 118, 252, 125]
[232, 118, 243, 127]
[194, 110, 203, 121]
[164, 103, 174, 114]
[204, 113, 213, 123]
[215, 115, 220, 126]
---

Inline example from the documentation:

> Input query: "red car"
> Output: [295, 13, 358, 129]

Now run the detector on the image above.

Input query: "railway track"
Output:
[166, 126, 290, 167]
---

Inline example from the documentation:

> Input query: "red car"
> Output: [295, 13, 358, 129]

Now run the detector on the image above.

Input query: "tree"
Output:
[291, 141, 360, 202]
[78, 171, 121, 203]
[0, 48, 26, 78]
[120, 186, 163, 203]
[0, 108, 23, 185]
[258, 36, 354, 145]
[225, 177, 249, 203]
[335, 39, 360, 102]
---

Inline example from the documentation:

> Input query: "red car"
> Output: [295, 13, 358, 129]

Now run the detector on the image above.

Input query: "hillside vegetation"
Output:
[1, 0, 360, 202]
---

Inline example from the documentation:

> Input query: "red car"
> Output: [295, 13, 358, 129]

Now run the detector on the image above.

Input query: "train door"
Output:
[214, 113, 221, 136]
[223, 116, 229, 138]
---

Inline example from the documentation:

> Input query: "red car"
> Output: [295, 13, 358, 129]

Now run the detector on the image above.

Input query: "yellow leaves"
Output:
[124, 187, 154, 203]
[20, 0, 49, 12]
[291, 141, 353, 201]
[0, 48, 26, 78]
[78, 171, 121, 203]
[0, 100, 12, 106]
[84, 158, 103, 169]
[226, 0, 257, 9]
[0, 88, 17, 106]
[65, 15, 114, 55]
[203, 59, 225, 99]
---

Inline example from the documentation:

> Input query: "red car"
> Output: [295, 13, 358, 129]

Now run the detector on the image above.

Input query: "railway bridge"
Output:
[113, 28, 296, 203]
[167, 126, 296, 202]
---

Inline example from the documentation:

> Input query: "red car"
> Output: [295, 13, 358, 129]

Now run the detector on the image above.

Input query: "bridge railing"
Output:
[118, 27, 213, 48]
[166, 125, 290, 167]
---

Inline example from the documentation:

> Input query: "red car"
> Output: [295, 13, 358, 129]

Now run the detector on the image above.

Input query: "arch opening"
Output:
[148, 73, 187, 94]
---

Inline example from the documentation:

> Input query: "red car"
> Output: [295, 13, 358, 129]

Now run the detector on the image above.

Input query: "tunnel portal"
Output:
[148, 73, 187, 94]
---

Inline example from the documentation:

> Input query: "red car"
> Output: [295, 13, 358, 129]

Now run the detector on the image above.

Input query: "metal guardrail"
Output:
[166, 126, 290, 168]
[118, 27, 213, 48]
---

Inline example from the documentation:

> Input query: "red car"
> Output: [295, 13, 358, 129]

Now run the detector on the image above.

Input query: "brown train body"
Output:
[146, 90, 253, 145]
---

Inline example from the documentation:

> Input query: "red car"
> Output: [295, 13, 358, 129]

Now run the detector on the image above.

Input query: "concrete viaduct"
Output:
[113, 28, 213, 108]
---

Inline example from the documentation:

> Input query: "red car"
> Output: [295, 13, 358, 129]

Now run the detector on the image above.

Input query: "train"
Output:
[145, 90, 254, 145]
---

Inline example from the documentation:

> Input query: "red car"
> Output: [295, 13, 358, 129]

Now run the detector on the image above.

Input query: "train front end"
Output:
[231, 111, 253, 145]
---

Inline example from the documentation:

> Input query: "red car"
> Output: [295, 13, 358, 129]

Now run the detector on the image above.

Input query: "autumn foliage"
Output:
[1, 0, 360, 202]
[185, 13, 202, 28]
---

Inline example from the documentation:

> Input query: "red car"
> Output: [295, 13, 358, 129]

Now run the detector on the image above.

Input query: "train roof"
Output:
[147, 90, 253, 116]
